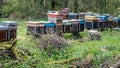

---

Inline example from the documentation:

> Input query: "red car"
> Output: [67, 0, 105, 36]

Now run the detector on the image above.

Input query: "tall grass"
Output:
[1, 19, 120, 68]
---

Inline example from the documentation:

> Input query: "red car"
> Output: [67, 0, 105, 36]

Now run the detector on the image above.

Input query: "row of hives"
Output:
[26, 8, 120, 36]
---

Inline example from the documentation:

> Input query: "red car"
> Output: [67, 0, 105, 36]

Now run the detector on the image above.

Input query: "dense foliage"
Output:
[0, 0, 120, 19]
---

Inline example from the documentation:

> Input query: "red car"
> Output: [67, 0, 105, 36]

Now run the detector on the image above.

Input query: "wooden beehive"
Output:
[78, 12, 86, 20]
[61, 8, 70, 13]
[85, 16, 98, 22]
[47, 12, 63, 24]
[0, 26, 8, 42]
[62, 20, 71, 33]
[68, 13, 78, 19]
[56, 24, 63, 33]
[78, 20, 85, 32]
[26, 21, 40, 35]
[0, 21, 18, 40]
[69, 19, 79, 32]
[44, 21, 55, 34]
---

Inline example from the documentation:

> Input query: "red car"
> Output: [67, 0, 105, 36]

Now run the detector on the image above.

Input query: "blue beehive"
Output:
[68, 13, 78, 19]
[78, 20, 85, 31]
[98, 15, 108, 21]
[44, 21, 55, 34]
[113, 17, 119, 27]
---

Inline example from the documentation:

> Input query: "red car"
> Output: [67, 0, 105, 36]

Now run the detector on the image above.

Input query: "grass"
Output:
[1, 19, 120, 68]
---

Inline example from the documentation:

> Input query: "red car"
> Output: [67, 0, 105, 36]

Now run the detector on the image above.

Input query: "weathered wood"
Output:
[88, 30, 101, 40]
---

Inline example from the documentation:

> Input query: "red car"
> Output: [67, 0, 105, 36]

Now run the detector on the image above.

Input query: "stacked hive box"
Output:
[97, 15, 108, 28]
[78, 20, 85, 32]
[69, 19, 79, 33]
[47, 12, 63, 23]
[0, 21, 18, 40]
[85, 16, 98, 29]
[78, 13, 86, 20]
[102, 14, 113, 28]
[68, 13, 78, 19]
[62, 20, 71, 33]
[0, 26, 8, 41]
[113, 17, 120, 27]
[60, 8, 70, 19]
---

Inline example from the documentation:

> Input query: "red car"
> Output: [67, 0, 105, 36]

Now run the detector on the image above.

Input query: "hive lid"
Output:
[0, 25, 8, 30]
[0, 21, 18, 26]
[1, 21, 17, 24]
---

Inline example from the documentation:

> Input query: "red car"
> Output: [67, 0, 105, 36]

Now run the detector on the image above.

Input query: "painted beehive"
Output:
[26, 21, 41, 35]
[0, 21, 18, 40]
[55, 23, 63, 36]
[97, 16, 108, 28]
[85, 16, 98, 22]
[62, 20, 72, 33]
[113, 17, 120, 27]
[44, 21, 55, 34]
[47, 13, 63, 23]
[78, 12, 86, 20]
[78, 20, 85, 32]
[69, 19, 79, 32]
[0, 26, 8, 42]
[62, 13, 68, 19]
[61, 8, 70, 13]
[68, 13, 78, 19]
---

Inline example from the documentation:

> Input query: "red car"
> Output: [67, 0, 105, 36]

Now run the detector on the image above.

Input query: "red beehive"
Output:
[47, 12, 63, 24]
[0, 26, 8, 42]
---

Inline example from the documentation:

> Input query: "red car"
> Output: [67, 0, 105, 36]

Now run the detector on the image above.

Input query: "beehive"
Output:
[97, 16, 107, 28]
[0, 21, 18, 40]
[26, 21, 43, 35]
[113, 17, 119, 27]
[47, 13, 63, 23]
[55, 23, 63, 36]
[68, 13, 78, 19]
[78, 20, 85, 32]
[69, 19, 79, 32]
[0, 26, 8, 42]
[85, 16, 98, 22]
[85, 16, 98, 29]
[62, 20, 71, 33]
[61, 8, 70, 13]
[44, 21, 55, 34]
[78, 12, 86, 20]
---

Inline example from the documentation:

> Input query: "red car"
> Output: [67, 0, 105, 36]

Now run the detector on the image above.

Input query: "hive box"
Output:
[47, 13, 63, 23]
[113, 17, 119, 23]
[0, 26, 8, 42]
[85, 16, 98, 22]
[78, 20, 85, 32]
[85, 16, 98, 29]
[55, 23, 63, 36]
[68, 13, 78, 19]
[61, 8, 70, 13]
[78, 12, 86, 20]
[26, 21, 44, 35]
[44, 21, 55, 34]
[69, 19, 79, 32]
[62, 20, 72, 33]
[0, 21, 18, 40]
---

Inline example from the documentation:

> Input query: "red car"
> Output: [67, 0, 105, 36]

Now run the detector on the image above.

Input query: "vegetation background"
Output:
[0, 0, 120, 19]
